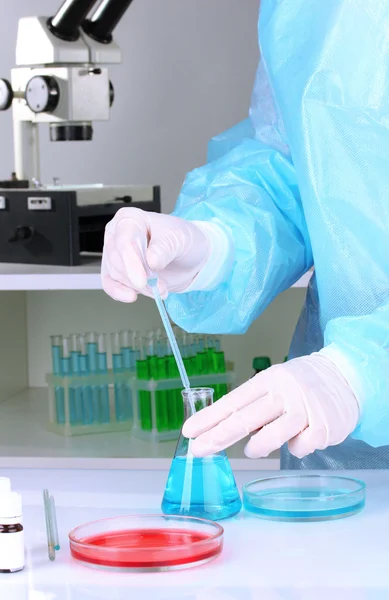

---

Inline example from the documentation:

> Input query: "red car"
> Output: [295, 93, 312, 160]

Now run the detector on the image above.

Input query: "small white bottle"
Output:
[0, 492, 24, 573]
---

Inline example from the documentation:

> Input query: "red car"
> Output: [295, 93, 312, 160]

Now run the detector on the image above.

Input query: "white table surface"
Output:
[0, 468, 387, 600]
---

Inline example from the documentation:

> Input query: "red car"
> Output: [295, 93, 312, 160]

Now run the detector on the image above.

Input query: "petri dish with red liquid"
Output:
[69, 514, 224, 572]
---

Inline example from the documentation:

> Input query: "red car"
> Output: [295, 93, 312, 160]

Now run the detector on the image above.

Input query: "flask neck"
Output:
[182, 389, 214, 420]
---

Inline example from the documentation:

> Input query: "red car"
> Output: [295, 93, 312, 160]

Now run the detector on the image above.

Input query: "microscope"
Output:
[0, 0, 160, 266]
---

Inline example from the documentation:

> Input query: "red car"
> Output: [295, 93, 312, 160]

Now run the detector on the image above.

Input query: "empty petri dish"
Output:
[69, 514, 224, 572]
[242, 475, 365, 521]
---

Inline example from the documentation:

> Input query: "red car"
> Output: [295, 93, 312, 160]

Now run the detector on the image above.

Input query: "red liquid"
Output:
[70, 528, 223, 569]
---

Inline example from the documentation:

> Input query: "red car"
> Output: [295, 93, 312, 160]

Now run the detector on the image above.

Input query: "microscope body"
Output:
[0, 1, 161, 266]
[11, 15, 121, 179]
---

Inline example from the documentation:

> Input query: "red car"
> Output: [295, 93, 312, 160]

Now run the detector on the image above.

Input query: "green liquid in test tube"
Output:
[195, 336, 208, 378]
[154, 331, 170, 433]
[190, 336, 198, 377]
[182, 334, 198, 409]
[147, 331, 169, 433]
[158, 336, 176, 431]
[136, 346, 152, 431]
[206, 336, 220, 400]
[167, 353, 183, 430]
[215, 345, 228, 399]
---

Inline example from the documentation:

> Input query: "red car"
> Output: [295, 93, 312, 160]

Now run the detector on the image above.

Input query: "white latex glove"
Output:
[182, 352, 360, 459]
[101, 208, 230, 302]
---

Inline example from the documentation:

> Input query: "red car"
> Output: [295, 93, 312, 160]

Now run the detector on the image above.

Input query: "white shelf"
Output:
[0, 259, 102, 290]
[0, 260, 312, 291]
[0, 387, 280, 470]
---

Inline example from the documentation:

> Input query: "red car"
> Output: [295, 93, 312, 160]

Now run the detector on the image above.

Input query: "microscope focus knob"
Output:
[25, 76, 60, 114]
[0, 79, 13, 111]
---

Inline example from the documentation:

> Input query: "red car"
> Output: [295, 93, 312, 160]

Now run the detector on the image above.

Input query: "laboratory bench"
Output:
[0, 467, 387, 599]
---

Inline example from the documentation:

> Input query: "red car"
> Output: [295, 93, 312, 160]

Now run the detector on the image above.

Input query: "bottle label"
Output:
[0, 530, 24, 571]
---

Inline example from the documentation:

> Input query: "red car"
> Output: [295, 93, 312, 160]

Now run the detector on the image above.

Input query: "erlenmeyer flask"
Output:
[161, 388, 242, 520]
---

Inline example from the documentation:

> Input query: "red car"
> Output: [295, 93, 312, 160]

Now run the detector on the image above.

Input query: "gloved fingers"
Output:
[102, 240, 168, 301]
[182, 372, 272, 439]
[101, 251, 138, 302]
[147, 228, 186, 272]
[101, 273, 138, 303]
[102, 234, 130, 282]
[115, 228, 149, 291]
[288, 425, 328, 459]
[244, 411, 307, 459]
[189, 395, 284, 457]
[102, 231, 146, 292]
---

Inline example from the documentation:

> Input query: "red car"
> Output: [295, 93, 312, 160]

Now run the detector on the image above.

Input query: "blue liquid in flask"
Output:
[161, 388, 242, 521]
[162, 454, 242, 521]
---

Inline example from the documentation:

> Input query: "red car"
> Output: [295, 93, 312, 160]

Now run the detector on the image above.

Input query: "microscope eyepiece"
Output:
[48, 0, 100, 42]
[82, 0, 134, 44]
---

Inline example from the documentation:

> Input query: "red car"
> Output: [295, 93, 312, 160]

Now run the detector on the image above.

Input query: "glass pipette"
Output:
[136, 239, 195, 415]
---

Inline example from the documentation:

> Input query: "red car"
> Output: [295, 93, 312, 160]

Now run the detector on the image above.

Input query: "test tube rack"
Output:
[46, 370, 134, 436]
[46, 370, 235, 439]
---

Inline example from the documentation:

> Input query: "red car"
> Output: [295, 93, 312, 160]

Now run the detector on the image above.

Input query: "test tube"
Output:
[166, 342, 183, 431]
[214, 336, 221, 352]
[159, 333, 176, 431]
[135, 340, 152, 431]
[132, 331, 141, 365]
[97, 333, 110, 424]
[119, 330, 134, 419]
[120, 329, 133, 371]
[215, 342, 227, 400]
[50, 335, 65, 424]
[146, 332, 161, 432]
[196, 335, 208, 376]
[78, 335, 93, 424]
[86, 332, 100, 423]
[150, 330, 169, 432]
[61, 337, 72, 425]
[156, 328, 165, 358]
[189, 335, 198, 375]
[69, 334, 84, 424]
[111, 332, 126, 422]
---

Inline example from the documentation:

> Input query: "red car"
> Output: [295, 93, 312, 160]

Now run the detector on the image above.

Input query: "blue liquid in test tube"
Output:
[111, 332, 126, 422]
[86, 332, 100, 423]
[50, 335, 65, 424]
[78, 335, 93, 424]
[61, 337, 75, 425]
[69, 334, 84, 424]
[97, 333, 110, 424]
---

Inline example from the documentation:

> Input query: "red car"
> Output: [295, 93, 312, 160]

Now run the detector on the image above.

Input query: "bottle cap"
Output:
[0, 478, 11, 494]
[252, 356, 271, 372]
[0, 492, 22, 519]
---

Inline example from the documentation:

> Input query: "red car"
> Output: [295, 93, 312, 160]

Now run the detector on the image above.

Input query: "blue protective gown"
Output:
[165, 0, 389, 469]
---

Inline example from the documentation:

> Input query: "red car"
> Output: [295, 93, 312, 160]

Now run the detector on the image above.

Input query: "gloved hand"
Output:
[182, 352, 360, 459]
[101, 208, 227, 302]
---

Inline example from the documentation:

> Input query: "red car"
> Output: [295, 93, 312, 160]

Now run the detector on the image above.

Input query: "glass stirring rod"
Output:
[135, 239, 195, 416]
